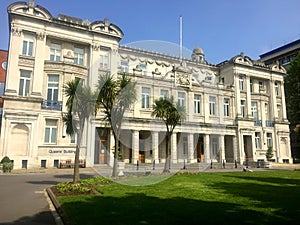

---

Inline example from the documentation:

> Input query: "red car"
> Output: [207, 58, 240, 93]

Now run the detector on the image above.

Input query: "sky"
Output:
[1, 0, 300, 64]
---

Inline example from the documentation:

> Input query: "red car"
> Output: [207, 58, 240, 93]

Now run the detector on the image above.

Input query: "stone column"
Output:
[245, 75, 252, 118]
[280, 82, 287, 120]
[188, 133, 195, 163]
[152, 131, 159, 163]
[235, 75, 241, 117]
[219, 135, 225, 162]
[132, 130, 139, 164]
[171, 132, 177, 163]
[232, 136, 238, 163]
[31, 32, 46, 97]
[5, 27, 23, 95]
[204, 134, 210, 163]
[270, 80, 278, 120]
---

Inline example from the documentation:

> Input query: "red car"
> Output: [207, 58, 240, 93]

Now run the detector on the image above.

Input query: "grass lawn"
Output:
[57, 170, 300, 225]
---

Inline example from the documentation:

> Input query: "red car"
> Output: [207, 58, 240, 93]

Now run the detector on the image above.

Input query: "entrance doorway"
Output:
[196, 136, 204, 162]
[94, 128, 109, 164]
[243, 135, 253, 162]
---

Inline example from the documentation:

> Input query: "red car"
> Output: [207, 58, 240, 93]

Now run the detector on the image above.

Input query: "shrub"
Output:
[1, 156, 13, 173]
[1, 156, 11, 164]
[56, 182, 91, 193]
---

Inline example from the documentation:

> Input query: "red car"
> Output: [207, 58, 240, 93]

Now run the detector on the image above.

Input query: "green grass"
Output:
[57, 171, 300, 225]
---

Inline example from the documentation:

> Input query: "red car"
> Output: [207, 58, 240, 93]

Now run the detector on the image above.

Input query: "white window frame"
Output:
[267, 133, 272, 147]
[274, 82, 280, 96]
[22, 33, 34, 56]
[44, 120, 57, 144]
[50, 43, 61, 62]
[209, 96, 216, 116]
[194, 94, 201, 114]
[100, 50, 110, 69]
[141, 87, 150, 109]
[19, 70, 31, 96]
[241, 100, 245, 118]
[251, 102, 258, 120]
[224, 98, 230, 117]
[160, 89, 169, 99]
[178, 92, 186, 108]
[120, 60, 129, 73]
[47, 75, 59, 102]
[140, 64, 147, 76]
[239, 75, 244, 91]
[74, 47, 84, 65]
[255, 132, 261, 149]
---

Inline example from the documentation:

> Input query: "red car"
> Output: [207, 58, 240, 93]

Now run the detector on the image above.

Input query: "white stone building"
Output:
[0, 1, 292, 169]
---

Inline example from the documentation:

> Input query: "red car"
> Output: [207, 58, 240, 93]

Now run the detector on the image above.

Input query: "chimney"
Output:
[28, 0, 34, 8]
[104, 18, 109, 27]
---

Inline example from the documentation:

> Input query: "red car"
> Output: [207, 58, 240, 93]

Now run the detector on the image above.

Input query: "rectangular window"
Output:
[160, 90, 169, 99]
[241, 100, 245, 118]
[22, 33, 34, 56]
[274, 82, 280, 96]
[140, 64, 147, 76]
[100, 50, 110, 69]
[251, 102, 258, 120]
[44, 120, 57, 143]
[70, 133, 77, 144]
[19, 70, 31, 96]
[141, 87, 150, 109]
[194, 94, 201, 114]
[74, 47, 84, 65]
[209, 96, 216, 115]
[259, 81, 264, 91]
[267, 133, 272, 147]
[265, 103, 269, 120]
[178, 92, 185, 108]
[224, 98, 230, 117]
[250, 79, 253, 93]
[47, 75, 59, 102]
[239, 75, 244, 91]
[255, 132, 261, 149]
[50, 43, 61, 61]
[277, 104, 282, 119]
[120, 60, 129, 73]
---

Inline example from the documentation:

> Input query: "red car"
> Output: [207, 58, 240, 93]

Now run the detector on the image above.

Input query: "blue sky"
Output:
[1, 0, 300, 64]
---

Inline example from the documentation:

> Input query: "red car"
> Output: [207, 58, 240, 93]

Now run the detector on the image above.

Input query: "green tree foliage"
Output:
[152, 97, 185, 172]
[266, 147, 274, 162]
[96, 73, 136, 177]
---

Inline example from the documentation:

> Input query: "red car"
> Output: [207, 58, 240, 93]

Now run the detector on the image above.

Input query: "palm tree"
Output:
[96, 73, 136, 177]
[152, 97, 185, 172]
[63, 79, 96, 183]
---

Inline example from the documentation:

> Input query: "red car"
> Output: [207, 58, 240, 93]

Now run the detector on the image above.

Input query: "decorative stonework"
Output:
[11, 27, 21, 36]
[176, 72, 191, 87]
[37, 32, 46, 40]
[19, 57, 35, 67]
[92, 43, 100, 51]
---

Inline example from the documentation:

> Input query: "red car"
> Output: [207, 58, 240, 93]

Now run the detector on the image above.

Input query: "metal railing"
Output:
[41, 100, 62, 111]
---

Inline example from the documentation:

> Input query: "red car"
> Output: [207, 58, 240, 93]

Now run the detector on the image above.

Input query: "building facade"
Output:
[0, 1, 292, 169]
[0, 50, 8, 133]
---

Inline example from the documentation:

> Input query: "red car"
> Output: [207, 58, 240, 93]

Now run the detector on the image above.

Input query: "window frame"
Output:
[194, 94, 201, 114]
[74, 47, 84, 65]
[47, 75, 59, 102]
[50, 43, 61, 62]
[141, 87, 150, 109]
[44, 120, 58, 144]
[19, 70, 31, 96]
[160, 89, 169, 99]
[239, 75, 244, 91]
[209, 96, 216, 116]
[241, 99, 245, 118]
[178, 92, 186, 108]
[22, 33, 35, 57]
[255, 132, 261, 149]
[251, 101, 258, 120]
[224, 98, 230, 117]
[100, 50, 110, 69]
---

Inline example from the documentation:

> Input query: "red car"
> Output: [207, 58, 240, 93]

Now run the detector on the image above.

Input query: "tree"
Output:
[152, 97, 185, 172]
[63, 79, 96, 183]
[266, 147, 274, 162]
[285, 52, 300, 158]
[96, 73, 136, 177]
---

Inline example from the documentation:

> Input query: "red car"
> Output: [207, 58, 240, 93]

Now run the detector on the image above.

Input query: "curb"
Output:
[46, 187, 72, 225]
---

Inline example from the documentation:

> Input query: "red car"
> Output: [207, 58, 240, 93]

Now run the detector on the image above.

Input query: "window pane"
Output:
[22, 41, 27, 55]
[44, 127, 50, 142]
[28, 42, 33, 56]
[47, 89, 52, 101]
[19, 79, 24, 96]
[51, 128, 57, 143]
[25, 80, 30, 96]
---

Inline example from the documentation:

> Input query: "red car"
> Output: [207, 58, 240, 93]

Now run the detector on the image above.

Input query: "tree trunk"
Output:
[112, 132, 119, 177]
[73, 120, 84, 183]
[163, 133, 170, 173]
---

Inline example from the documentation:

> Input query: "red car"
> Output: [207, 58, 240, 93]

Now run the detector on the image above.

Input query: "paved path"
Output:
[0, 168, 96, 225]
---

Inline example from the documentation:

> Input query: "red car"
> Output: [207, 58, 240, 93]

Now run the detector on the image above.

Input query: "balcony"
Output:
[266, 120, 274, 127]
[41, 100, 62, 111]
[254, 120, 262, 126]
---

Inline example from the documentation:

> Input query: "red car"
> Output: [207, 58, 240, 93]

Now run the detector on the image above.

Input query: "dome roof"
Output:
[193, 47, 204, 55]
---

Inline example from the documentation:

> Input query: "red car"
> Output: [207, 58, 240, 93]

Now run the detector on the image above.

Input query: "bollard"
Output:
[136, 160, 139, 170]
[246, 159, 248, 169]
[183, 159, 187, 170]
[234, 160, 237, 168]
[153, 160, 155, 170]
[222, 159, 225, 169]
[210, 160, 213, 169]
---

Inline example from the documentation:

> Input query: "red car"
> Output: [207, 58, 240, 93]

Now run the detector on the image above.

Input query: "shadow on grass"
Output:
[59, 192, 291, 225]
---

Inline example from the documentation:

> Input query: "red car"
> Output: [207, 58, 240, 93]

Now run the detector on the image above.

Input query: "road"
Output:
[0, 169, 96, 225]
